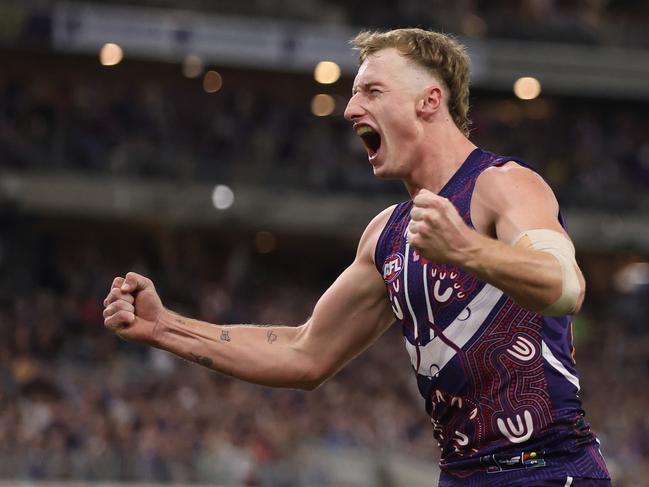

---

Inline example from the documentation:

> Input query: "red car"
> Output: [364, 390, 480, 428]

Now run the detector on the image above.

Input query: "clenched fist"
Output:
[103, 272, 165, 345]
[407, 189, 480, 266]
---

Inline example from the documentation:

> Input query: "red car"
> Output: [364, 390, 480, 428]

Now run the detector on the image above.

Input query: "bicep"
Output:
[300, 255, 395, 376]
[298, 207, 396, 377]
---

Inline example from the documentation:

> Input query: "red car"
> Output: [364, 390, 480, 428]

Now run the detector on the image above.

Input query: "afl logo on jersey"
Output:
[383, 253, 404, 283]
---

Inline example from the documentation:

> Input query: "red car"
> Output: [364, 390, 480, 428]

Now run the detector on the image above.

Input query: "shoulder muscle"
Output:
[472, 162, 563, 244]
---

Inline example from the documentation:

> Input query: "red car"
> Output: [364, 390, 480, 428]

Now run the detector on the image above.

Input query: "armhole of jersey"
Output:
[373, 204, 402, 275]
[492, 156, 528, 170]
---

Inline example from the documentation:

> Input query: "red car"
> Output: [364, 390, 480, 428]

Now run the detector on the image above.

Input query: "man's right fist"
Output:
[103, 272, 164, 344]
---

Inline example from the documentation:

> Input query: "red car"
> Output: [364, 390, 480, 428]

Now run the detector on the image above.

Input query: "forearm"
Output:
[153, 309, 320, 390]
[460, 234, 565, 313]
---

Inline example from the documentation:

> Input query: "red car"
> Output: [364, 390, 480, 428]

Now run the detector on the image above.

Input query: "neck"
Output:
[404, 123, 477, 198]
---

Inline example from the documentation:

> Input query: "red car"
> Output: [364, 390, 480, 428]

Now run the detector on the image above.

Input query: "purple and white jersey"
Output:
[375, 148, 609, 480]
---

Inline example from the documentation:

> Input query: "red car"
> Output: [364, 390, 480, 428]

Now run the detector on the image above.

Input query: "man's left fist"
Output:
[407, 189, 476, 265]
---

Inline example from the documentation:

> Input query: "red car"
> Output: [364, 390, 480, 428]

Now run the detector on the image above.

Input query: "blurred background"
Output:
[1, 0, 648, 486]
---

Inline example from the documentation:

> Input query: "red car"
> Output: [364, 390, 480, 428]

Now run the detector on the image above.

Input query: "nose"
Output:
[344, 93, 363, 122]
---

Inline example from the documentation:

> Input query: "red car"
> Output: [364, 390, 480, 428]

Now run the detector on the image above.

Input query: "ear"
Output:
[416, 85, 443, 120]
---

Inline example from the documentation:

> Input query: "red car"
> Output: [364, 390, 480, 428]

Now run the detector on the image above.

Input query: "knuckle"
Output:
[109, 289, 133, 303]
[115, 310, 129, 322]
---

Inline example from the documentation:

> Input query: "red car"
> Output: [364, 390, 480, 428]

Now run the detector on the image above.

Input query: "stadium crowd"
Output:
[40, 0, 649, 47]
[338, 0, 649, 46]
[1, 65, 648, 210]
[0, 218, 647, 486]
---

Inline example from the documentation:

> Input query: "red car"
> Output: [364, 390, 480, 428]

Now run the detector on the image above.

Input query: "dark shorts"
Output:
[526, 480, 611, 486]
[439, 474, 611, 487]
[438, 444, 610, 487]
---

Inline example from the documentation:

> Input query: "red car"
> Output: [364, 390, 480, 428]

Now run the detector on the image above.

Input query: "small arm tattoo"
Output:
[220, 330, 231, 342]
[189, 353, 213, 368]
[267, 330, 277, 344]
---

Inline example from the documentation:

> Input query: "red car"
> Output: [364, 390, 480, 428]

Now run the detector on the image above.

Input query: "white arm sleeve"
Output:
[513, 229, 582, 316]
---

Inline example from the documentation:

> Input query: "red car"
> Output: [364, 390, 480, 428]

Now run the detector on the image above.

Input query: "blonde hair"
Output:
[351, 28, 471, 136]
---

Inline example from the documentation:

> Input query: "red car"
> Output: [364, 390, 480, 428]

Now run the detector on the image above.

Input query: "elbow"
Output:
[300, 378, 325, 392]
[538, 276, 585, 317]
[526, 236, 586, 316]
[290, 325, 335, 391]
[300, 369, 331, 392]
[572, 278, 586, 315]
[295, 359, 334, 391]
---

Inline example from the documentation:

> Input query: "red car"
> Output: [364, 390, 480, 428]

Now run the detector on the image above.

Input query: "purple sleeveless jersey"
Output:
[375, 148, 610, 485]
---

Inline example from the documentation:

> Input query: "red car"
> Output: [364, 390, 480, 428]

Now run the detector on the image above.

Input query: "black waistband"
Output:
[442, 449, 549, 474]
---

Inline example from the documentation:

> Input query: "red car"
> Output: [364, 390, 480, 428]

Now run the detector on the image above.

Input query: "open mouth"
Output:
[355, 125, 382, 160]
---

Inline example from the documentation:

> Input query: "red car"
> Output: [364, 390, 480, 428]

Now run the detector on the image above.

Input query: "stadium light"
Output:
[311, 94, 335, 117]
[314, 61, 341, 84]
[203, 70, 223, 93]
[100, 43, 123, 66]
[513, 77, 541, 100]
[212, 185, 234, 210]
[183, 54, 204, 78]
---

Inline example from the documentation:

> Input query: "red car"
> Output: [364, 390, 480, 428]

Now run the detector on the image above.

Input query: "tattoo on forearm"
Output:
[267, 330, 277, 344]
[190, 353, 213, 368]
[220, 330, 231, 342]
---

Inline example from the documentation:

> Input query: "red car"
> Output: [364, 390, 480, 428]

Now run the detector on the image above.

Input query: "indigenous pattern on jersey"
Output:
[375, 148, 609, 483]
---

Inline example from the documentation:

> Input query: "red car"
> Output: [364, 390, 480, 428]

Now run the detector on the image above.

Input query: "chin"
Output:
[371, 163, 389, 179]
[371, 158, 403, 180]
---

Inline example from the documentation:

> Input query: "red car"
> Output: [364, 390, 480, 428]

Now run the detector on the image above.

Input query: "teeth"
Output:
[356, 125, 375, 136]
